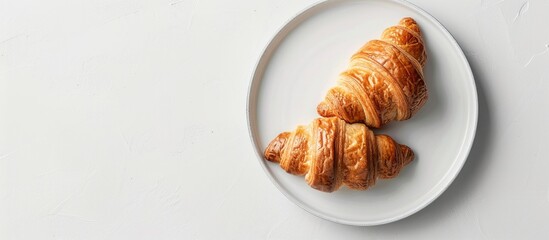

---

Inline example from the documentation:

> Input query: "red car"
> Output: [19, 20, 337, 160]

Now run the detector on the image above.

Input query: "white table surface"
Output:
[1, 0, 548, 239]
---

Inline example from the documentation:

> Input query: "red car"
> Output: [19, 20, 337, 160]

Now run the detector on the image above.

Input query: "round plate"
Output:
[247, 0, 477, 226]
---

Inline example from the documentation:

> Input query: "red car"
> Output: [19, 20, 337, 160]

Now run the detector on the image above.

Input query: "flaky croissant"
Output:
[317, 17, 428, 128]
[264, 117, 414, 192]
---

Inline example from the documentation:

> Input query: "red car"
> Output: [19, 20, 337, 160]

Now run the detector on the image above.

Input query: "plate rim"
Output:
[246, 0, 478, 226]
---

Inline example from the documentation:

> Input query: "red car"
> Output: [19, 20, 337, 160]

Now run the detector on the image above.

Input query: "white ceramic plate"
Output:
[247, 0, 477, 226]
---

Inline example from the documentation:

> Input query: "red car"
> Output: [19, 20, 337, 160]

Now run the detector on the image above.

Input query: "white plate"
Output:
[247, 0, 477, 226]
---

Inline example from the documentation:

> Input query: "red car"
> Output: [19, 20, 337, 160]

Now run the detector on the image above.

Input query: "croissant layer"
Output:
[264, 117, 414, 192]
[317, 17, 428, 128]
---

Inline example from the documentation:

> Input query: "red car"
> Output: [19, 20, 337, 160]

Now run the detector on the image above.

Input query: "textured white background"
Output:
[1, 0, 548, 239]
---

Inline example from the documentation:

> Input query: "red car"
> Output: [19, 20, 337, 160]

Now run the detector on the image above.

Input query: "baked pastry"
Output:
[264, 117, 414, 192]
[317, 17, 428, 128]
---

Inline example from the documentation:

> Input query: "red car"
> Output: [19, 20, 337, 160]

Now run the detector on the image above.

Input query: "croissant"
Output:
[264, 117, 414, 192]
[317, 17, 428, 128]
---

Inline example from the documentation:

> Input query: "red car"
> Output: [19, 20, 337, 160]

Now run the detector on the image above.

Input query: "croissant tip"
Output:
[264, 132, 291, 163]
[398, 17, 421, 35]
[316, 101, 332, 117]
[400, 17, 416, 22]
[400, 145, 415, 166]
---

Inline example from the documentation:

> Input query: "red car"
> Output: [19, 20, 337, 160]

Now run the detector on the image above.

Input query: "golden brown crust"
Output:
[264, 117, 414, 192]
[264, 132, 290, 163]
[376, 135, 414, 179]
[341, 123, 378, 190]
[306, 118, 337, 191]
[316, 85, 367, 124]
[317, 17, 428, 128]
